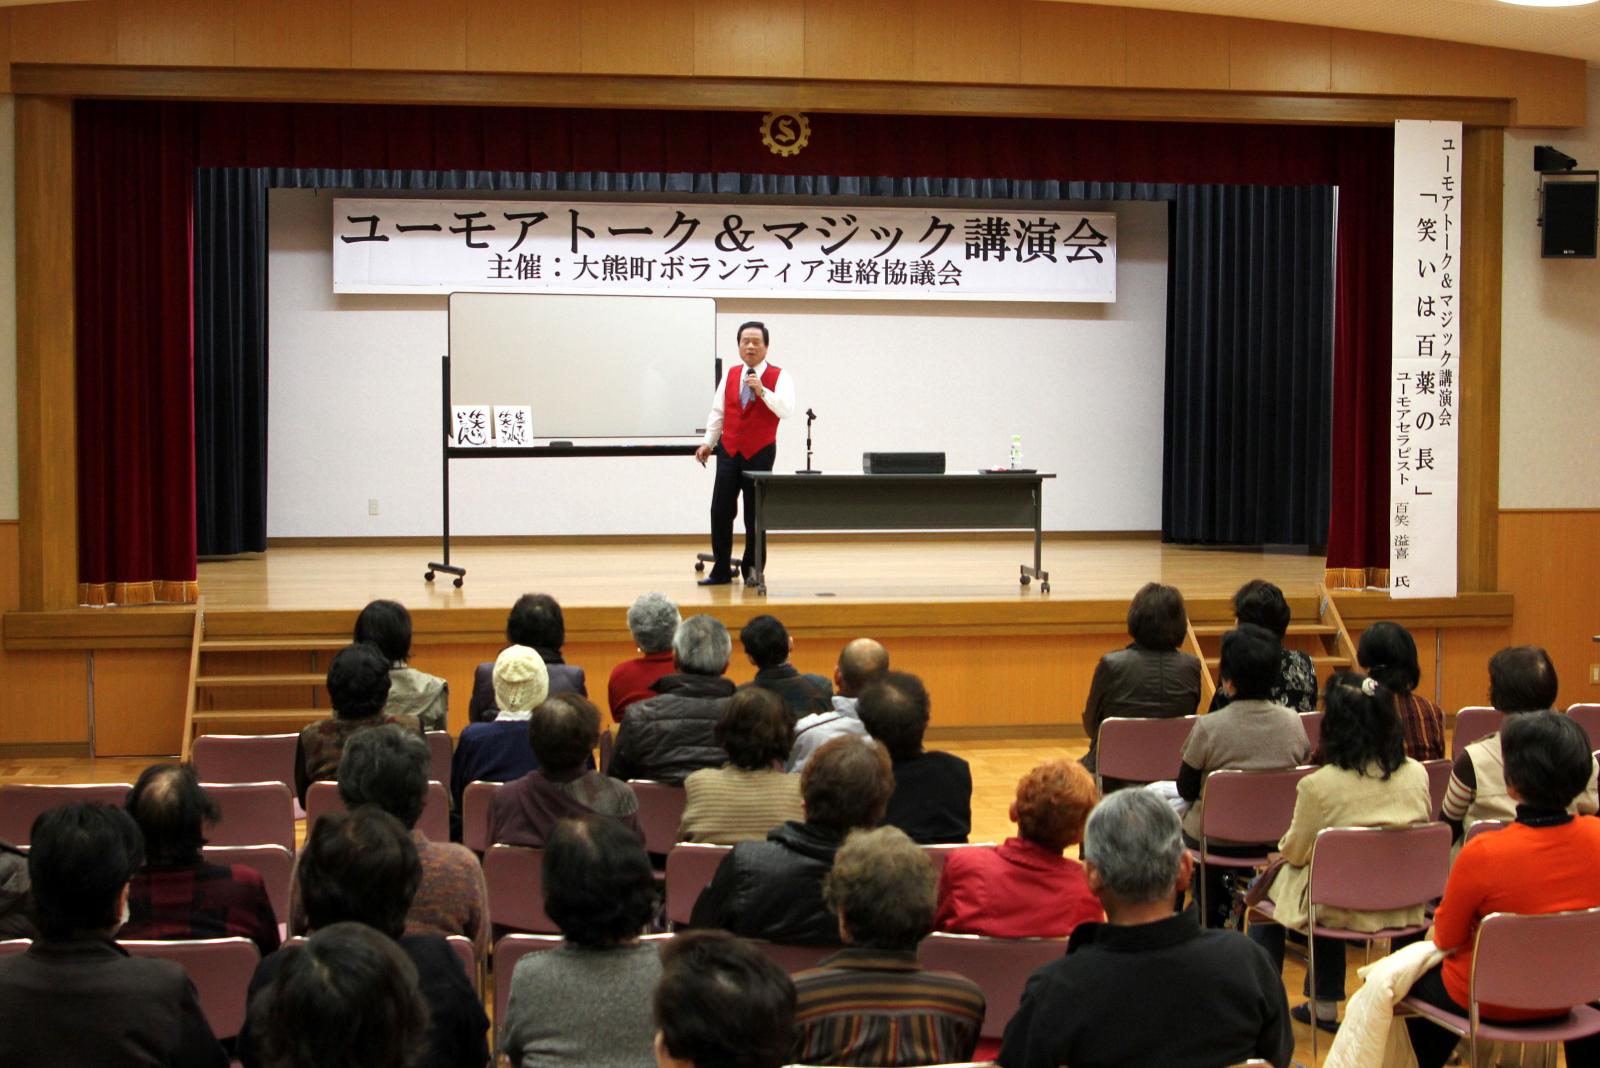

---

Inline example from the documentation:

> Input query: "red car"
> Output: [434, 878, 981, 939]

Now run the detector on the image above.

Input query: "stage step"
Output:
[1203, 654, 1352, 673]
[190, 709, 325, 723]
[1190, 623, 1338, 638]
[200, 638, 347, 653]
[196, 673, 326, 688]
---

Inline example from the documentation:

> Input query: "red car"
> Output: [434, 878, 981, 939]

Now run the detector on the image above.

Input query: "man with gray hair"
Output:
[607, 593, 682, 722]
[607, 615, 735, 785]
[998, 789, 1291, 1068]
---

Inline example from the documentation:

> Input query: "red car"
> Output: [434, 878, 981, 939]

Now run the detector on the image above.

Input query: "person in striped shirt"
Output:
[790, 826, 985, 1066]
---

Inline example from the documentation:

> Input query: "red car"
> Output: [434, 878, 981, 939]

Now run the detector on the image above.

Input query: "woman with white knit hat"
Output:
[449, 646, 550, 815]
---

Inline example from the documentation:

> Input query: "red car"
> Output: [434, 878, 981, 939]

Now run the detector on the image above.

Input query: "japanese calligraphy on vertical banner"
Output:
[1390, 121, 1461, 598]
[331, 199, 1117, 303]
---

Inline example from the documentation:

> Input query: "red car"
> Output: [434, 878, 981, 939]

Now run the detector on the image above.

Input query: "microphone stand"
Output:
[797, 408, 820, 474]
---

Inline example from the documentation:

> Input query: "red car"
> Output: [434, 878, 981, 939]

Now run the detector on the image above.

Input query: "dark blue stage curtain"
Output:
[1162, 185, 1335, 547]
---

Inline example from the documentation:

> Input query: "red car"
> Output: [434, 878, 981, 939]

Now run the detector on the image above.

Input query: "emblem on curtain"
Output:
[760, 112, 811, 157]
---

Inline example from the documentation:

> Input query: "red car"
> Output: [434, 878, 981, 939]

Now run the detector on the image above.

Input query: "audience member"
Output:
[240, 807, 487, 1068]
[609, 593, 682, 721]
[680, 686, 804, 845]
[1356, 621, 1445, 760]
[1442, 645, 1598, 837]
[470, 593, 586, 721]
[609, 615, 736, 784]
[792, 826, 985, 1066]
[288, 727, 488, 957]
[691, 736, 894, 945]
[449, 644, 549, 813]
[295, 642, 422, 805]
[0, 803, 227, 1067]
[0, 839, 32, 939]
[1209, 580, 1317, 713]
[741, 614, 833, 718]
[1246, 673, 1431, 1030]
[490, 694, 642, 847]
[789, 638, 887, 774]
[501, 814, 662, 1068]
[859, 672, 971, 844]
[121, 763, 280, 954]
[1405, 711, 1600, 1068]
[245, 922, 428, 1068]
[1177, 623, 1311, 927]
[998, 789, 1292, 1068]
[1080, 582, 1201, 781]
[653, 931, 797, 1068]
[935, 759, 1102, 938]
[354, 598, 448, 732]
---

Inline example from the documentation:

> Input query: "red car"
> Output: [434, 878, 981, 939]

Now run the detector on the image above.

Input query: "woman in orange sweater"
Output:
[1406, 710, 1600, 1068]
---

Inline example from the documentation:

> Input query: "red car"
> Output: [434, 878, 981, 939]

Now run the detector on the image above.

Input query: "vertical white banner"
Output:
[1390, 121, 1461, 598]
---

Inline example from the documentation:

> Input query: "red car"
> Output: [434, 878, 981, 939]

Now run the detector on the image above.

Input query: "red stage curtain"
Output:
[72, 102, 1392, 602]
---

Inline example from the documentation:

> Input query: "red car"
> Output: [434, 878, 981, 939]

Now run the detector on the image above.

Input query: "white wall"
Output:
[0, 96, 17, 522]
[268, 189, 1170, 536]
[1501, 69, 1600, 509]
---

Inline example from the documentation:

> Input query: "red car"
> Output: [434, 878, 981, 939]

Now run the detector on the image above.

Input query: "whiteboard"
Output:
[447, 293, 716, 439]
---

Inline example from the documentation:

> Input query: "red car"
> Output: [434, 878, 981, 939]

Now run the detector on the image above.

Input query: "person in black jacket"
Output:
[608, 615, 737, 785]
[741, 614, 833, 719]
[469, 592, 588, 722]
[690, 735, 894, 945]
[859, 672, 972, 844]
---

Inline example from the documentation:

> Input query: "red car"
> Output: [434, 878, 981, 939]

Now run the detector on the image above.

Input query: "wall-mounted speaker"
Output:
[1542, 172, 1599, 259]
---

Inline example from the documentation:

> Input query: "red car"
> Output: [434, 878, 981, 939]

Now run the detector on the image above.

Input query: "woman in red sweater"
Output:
[934, 759, 1102, 938]
[1406, 710, 1600, 1068]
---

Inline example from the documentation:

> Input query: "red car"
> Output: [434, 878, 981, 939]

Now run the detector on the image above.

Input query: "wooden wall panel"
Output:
[235, 0, 352, 70]
[1228, 17, 1330, 94]
[1019, 2, 1124, 89]
[0, 523, 88, 746]
[802, 0, 912, 82]
[1332, 30, 1495, 102]
[92, 648, 189, 755]
[0, 12, 12, 94]
[1123, 8, 1227, 91]
[116, 0, 235, 67]
[465, 0, 581, 75]
[349, 0, 467, 72]
[1459, 127, 1502, 594]
[1496, 511, 1600, 706]
[580, 0, 694, 77]
[694, 0, 803, 80]
[911, 0, 1021, 85]
[10, 0, 116, 64]
[1504, 48, 1586, 128]
[15, 96, 77, 613]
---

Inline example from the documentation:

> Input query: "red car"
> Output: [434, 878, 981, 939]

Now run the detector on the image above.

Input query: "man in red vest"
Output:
[694, 321, 795, 586]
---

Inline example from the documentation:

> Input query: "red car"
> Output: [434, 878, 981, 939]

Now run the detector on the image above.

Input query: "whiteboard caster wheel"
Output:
[452, 577, 464, 589]
[424, 571, 435, 582]
[1041, 582, 1051, 594]
[1020, 574, 1030, 586]
[694, 561, 705, 573]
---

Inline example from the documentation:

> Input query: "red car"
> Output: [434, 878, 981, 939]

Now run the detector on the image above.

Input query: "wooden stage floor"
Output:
[200, 535, 1330, 614]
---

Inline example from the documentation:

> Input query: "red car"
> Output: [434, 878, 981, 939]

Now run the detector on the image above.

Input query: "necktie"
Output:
[740, 366, 756, 408]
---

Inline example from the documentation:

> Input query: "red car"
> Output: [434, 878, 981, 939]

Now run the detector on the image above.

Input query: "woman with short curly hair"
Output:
[934, 759, 1103, 938]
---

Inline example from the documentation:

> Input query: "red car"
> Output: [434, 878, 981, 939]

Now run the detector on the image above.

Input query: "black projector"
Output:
[862, 452, 946, 475]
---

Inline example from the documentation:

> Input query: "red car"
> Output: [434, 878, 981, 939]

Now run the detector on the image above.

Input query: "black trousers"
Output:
[709, 442, 776, 577]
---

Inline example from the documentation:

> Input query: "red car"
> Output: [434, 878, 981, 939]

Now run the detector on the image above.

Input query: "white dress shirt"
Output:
[702, 359, 796, 449]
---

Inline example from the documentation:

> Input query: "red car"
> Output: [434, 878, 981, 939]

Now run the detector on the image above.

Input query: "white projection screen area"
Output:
[447, 292, 716, 440]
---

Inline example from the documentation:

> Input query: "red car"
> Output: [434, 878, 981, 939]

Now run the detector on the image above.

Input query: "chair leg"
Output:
[1308, 915, 1319, 1067]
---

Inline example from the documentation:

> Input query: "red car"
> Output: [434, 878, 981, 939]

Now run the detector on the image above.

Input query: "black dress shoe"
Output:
[698, 573, 733, 587]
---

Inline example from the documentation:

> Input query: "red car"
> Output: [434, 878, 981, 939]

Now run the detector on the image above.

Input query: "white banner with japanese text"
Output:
[331, 198, 1116, 302]
[1390, 121, 1461, 598]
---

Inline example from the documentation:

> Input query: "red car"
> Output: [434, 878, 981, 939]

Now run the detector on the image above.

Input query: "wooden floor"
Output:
[202, 535, 1330, 612]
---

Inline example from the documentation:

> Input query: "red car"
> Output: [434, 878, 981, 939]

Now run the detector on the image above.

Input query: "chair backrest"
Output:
[0, 783, 133, 846]
[444, 933, 477, 991]
[484, 845, 557, 933]
[1094, 716, 1198, 786]
[425, 732, 453, 794]
[1452, 707, 1503, 759]
[191, 734, 300, 788]
[1463, 819, 1509, 844]
[0, 939, 29, 956]
[304, 779, 449, 842]
[919, 932, 1067, 1040]
[1567, 704, 1600, 749]
[1470, 907, 1600, 1012]
[1422, 759, 1452, 819]
[664, 843, 733, 927]
[750, 939, 836, 973]
[493, 933, 564, 1033]
[1299, 711, 1324, 753]
[120, 937, 261, 1040]
[1199, 767, 1316, 847]
[627, 780, 688, 855]
[462, 780, 502, 854]
[201, 781, 295, 850]
[202, 844, 295, 925]
[1307, 823, 1451, 913]
[922, 843, 984, 879]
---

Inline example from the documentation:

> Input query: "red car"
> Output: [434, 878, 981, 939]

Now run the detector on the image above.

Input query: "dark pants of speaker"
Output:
[709, 442, 775, 578]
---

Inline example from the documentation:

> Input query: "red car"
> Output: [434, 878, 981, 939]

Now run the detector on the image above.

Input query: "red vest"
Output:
[720, 362, 782, 458]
